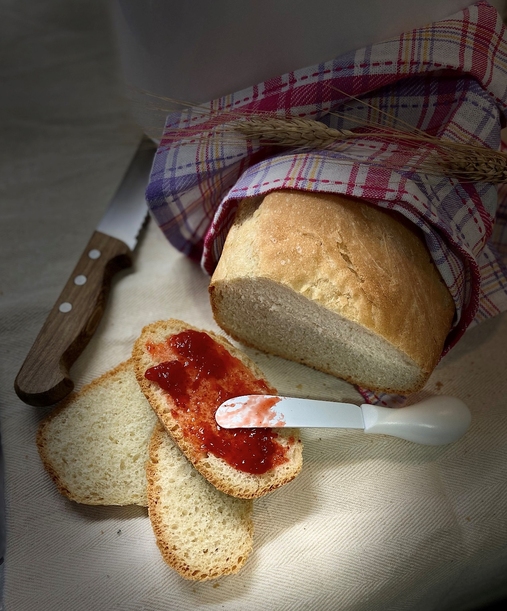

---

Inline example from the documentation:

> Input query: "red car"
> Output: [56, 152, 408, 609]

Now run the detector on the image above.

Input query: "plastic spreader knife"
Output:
[215, 395, 472, 445]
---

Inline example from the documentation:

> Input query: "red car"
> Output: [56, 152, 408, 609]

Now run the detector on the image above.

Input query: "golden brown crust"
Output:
[209, 190, 455, 394]
[132, 319, 303, 499]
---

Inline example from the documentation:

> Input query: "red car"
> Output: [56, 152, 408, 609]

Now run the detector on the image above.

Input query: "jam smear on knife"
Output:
[144, 329, 291, 474]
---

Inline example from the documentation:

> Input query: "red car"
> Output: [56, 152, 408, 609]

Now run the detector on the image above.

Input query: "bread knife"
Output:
[215, 395, 472, 445]
[14, 136, 157, 407]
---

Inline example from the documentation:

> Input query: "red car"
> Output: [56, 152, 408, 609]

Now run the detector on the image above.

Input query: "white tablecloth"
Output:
[1, 2, 507, 610]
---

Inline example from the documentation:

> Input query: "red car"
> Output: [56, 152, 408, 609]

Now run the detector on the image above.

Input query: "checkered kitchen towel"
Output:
[146, 1, 507, 378]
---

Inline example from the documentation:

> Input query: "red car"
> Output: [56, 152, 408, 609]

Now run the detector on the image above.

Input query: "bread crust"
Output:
[132, 318, 303, 499]
[209, 190, 455, 394]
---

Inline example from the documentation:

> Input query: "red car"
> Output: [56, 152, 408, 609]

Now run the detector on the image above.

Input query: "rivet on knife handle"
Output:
[14, 231, 132, 407]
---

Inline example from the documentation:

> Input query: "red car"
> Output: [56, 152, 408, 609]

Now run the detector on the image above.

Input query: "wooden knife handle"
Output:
[14, 231, 132, 407]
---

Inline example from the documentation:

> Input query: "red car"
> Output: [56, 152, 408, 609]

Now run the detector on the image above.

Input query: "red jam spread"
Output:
[144, 329, 291, 474]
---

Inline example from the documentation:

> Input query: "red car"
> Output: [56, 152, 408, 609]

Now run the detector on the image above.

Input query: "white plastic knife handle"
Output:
[361, 396, 471, 445]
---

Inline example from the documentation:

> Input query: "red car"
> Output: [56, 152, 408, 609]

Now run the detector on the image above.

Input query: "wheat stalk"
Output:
[424, 146, 507, 183]
[233, 116, 507, 184]
[135, 83, 507, 184]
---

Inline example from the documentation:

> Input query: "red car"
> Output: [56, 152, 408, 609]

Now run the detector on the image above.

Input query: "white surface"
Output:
[1, 1, 507, 610]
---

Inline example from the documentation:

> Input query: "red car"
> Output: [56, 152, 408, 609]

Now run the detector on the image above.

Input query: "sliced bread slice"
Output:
[132, 318, 303, 499]
[36, 359, 158, 506]
[147, 423, 254, 580]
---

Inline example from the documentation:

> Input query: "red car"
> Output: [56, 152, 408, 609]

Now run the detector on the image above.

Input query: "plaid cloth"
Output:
[146, 1, 507, 402]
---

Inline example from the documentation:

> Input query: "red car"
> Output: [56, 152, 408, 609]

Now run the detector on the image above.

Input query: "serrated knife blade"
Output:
[96, 137, 155, 250]
[14, 136, 156, 407]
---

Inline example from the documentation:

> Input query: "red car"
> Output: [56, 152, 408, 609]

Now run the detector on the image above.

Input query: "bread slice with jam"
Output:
[132, 319, 303, 499]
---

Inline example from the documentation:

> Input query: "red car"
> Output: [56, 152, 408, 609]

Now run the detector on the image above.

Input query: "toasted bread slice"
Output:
[36, 360, 158, 506]
[147, 423, 254, 580]
[133, 319, 303, 499]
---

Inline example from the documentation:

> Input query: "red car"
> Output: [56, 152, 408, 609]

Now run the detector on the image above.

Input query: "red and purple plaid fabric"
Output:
[146, 1, 507, 402]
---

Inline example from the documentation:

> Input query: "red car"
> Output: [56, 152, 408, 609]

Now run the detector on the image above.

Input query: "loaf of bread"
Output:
[209, 190, 455, 395]
[36, 359, 158, 506]
[132, 318, 303, 499]
[147, 423, 254, 580]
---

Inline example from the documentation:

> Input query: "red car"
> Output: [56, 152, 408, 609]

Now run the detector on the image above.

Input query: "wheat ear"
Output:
[233, 116, 507, 184]
[140, 87, 507, 184]
[234, 117, 357, 147]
